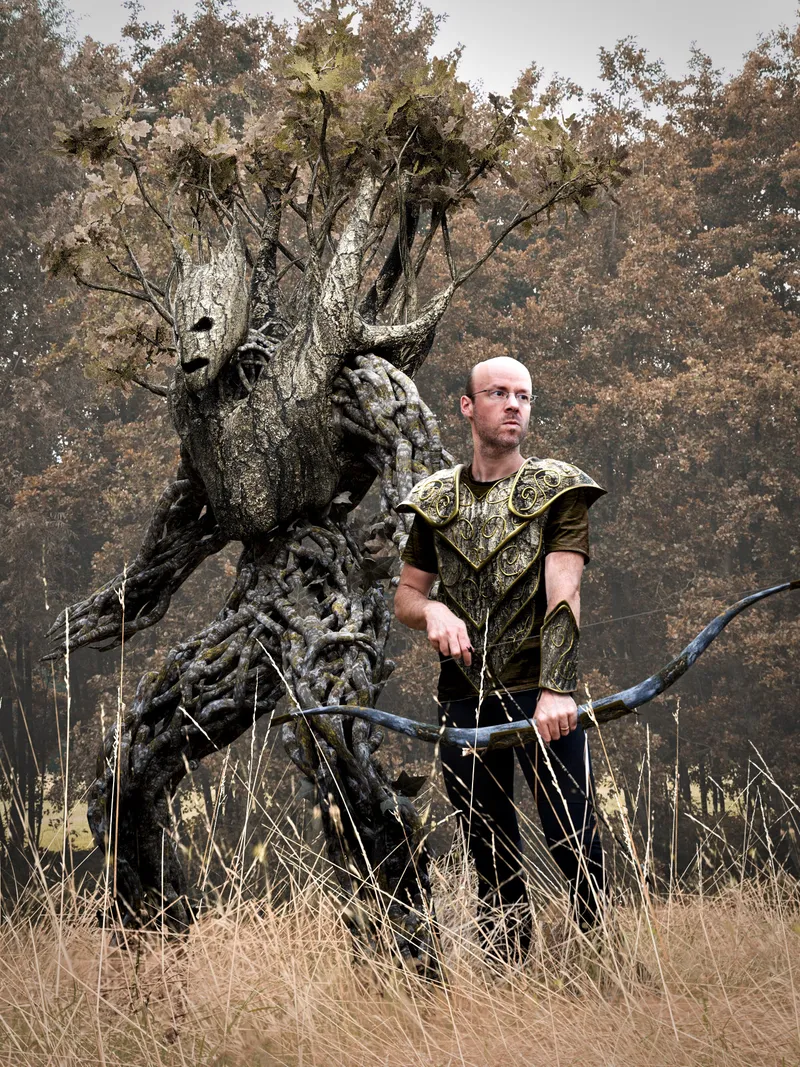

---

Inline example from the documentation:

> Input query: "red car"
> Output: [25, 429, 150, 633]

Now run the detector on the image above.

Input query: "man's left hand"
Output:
[534, 689, 578, 744]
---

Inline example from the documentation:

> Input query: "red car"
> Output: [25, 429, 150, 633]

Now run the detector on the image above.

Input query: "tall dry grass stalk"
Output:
[0, 861, 799, 1066]
[3, 601, 799, 1066]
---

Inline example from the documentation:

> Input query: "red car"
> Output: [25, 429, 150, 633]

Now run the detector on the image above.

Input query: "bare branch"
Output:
[440, 210, 456, 281]
[234, 167, 265, 231]
[107, 367, 169, 397]
[276, 240, 307, 281]
[120, 143, 178, 241]
[106, 255, 165, 295]
[412, 204, 444, 278]
[76, 273, 159, 307]
[401, 123, 509, 284]
[138, 327, 175, 358]
[365, 178, 593, 358]
[251, 184, 284, 326]
[313, 171, 382, 353]
[355, 284, 455, 369]
[395, 172, 418, 323]
[317, 91, 333, 181]
[315, 193, 349, 254]
[304, 94, 332, 250]
[456, 158, 490, 198]
[358, 202, 419, 323]
[288, 198, 307, 223]
[164, 260, 178, 319]
[123, 240, 174, 325]
[454, 178, 584, 290]
[358, 212, 394, 290]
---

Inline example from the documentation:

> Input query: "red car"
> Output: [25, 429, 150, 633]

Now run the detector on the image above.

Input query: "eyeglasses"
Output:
[468, 388, 533, 405]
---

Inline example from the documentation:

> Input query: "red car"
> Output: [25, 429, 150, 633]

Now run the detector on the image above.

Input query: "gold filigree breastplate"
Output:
[398, 458, 605, 692]
[433, 475, 545, 691]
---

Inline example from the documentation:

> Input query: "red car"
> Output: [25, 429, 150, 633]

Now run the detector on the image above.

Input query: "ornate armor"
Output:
[539, 600, 580, 693]
[398, 458, 604, 693]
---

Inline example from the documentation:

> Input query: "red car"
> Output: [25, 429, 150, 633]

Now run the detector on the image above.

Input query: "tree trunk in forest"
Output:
[699, 755, 709, 820]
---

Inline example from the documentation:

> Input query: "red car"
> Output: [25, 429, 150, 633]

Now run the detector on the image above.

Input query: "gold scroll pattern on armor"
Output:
[408, 467, 459, 525]
[436, 476, 532, 570]
[435, 513, 544, 629]
[538, 600, 580, 693]
[437, 558, 543, 690]
[434, 495, 547, 692]
[510, 458, 602, 518]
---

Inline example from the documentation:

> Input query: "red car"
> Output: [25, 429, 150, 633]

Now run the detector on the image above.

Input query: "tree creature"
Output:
[45, 6, 618, 962]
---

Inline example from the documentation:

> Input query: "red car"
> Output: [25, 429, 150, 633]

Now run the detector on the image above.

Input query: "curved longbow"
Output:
[272, 580, 798, 752]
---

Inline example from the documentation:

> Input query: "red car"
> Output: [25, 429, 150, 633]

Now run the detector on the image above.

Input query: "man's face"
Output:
[461, 361, 532, 451]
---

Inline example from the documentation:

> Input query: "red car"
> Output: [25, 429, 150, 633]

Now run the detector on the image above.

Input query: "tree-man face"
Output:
[460, 357, 532, 451]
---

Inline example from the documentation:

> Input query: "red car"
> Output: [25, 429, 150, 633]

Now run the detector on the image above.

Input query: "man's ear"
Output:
[460, 395, 473, 418]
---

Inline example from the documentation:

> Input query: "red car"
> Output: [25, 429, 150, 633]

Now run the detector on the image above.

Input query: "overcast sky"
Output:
[67, 0, 799, 94]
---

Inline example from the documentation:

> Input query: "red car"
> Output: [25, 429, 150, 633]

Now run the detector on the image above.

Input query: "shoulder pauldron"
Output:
[510, 458, 605, 517]
[397, 465, 461, 527]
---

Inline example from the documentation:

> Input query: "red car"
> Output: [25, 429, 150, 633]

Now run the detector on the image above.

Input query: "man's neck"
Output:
[469, 448, 525, 483]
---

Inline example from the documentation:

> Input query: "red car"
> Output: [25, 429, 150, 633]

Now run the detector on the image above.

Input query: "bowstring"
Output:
[431, 605, 668, 668]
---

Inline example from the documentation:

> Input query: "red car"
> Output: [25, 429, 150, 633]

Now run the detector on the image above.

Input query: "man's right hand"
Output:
[395, 564, 473, 665]
[423, 602, 473, 666]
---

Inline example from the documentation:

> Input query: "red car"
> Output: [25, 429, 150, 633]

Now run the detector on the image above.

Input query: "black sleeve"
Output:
[400, 513, 439, 573]
[543, 488, 591, 561]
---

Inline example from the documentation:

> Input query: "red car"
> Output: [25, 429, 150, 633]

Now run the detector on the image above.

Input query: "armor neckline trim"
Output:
[398, 458, 604, 526]
[433, 489, 538, 574]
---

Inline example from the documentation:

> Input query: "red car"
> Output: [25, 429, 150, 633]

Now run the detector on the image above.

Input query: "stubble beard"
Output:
[474, 416, 528, 457]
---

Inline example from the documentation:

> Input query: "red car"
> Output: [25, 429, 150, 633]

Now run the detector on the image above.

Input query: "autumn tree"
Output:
[0, 0, 125, 862]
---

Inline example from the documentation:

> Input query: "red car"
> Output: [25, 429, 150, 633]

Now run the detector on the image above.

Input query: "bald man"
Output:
[395, 357, 606, 957]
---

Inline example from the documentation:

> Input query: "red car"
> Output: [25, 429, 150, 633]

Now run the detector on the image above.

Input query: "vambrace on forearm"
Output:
[538, 600, 580, 693]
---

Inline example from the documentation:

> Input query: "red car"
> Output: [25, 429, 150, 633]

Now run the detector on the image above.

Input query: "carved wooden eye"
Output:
[191, 316, 214, 332]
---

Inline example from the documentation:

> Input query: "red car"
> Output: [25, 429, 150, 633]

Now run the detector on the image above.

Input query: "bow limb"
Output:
[580, 578, 798, 729]
[272, 580, 798, 752]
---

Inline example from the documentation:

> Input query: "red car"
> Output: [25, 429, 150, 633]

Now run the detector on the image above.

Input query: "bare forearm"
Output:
[394, 582, 433, 630]
[544, 551, 583, 623]
[395, 565, 473, 664]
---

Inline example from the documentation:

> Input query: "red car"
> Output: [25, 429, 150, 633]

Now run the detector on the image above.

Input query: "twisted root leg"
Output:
[269, 518, 435, 965]
[88, 519, 434, 963]
[88, 543, 284, 927]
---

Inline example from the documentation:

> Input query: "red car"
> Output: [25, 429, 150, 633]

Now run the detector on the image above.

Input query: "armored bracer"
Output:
[538, 600, 580, 693]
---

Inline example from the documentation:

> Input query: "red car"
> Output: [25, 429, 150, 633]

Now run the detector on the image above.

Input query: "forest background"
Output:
[1, 0, 798, 902]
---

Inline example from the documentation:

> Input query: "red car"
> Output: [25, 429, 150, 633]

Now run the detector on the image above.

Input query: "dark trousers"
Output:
[439, 688, 605, 943]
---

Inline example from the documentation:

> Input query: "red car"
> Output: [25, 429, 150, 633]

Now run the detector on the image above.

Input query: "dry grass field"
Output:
[3, 651, 798, 1066]
[0, 853, 798, 1067]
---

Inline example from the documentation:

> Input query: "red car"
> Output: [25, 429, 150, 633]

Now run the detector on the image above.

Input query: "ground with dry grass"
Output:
[1, 863, 798, 1067]
[3, 647, 797, 1066]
